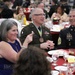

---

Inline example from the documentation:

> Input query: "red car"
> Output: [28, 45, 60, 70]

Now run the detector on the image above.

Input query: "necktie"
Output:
[38, 27, 41, 31]
[38, 27, 42, 36]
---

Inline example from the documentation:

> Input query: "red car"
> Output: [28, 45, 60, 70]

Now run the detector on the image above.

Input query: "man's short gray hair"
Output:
[30, 8, 42, 18]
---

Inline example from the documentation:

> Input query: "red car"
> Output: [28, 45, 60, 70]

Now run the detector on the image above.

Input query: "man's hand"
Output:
[40, 40, 54, 50]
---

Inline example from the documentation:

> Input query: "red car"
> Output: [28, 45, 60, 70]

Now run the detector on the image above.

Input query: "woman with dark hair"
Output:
[48, 0, 59, 18]
[13, 6, 26, 21]
[60, 0, 70, 14]
[0, 19, 33, 75]
[51, 4, 69, 23]
[13, 46, 51, 75]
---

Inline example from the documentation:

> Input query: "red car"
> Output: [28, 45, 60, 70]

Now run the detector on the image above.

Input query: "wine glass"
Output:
[63, 53, 69, 66]
[52, 53, 59, 66]
[68, 63, 75, 75]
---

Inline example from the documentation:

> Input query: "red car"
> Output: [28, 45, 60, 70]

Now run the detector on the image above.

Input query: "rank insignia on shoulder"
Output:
[58, 37, 61, 45]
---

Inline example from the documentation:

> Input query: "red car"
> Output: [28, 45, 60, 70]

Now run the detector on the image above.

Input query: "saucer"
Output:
[51, 70, 59, 75]
[55, 66, 68, 71]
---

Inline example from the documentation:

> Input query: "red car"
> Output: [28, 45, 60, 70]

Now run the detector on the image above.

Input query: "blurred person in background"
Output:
[60, 0, 71, 14]
[51, 4, 69, 23]
[0, 19, 33, 75]
[72, 0, 75, 8]
[20, 8, 54, 51]
[13, 6, 27, 25]
[37, 2, 48, 19]
[22, 0, 30, 8]
[48, 0, 59, 18]
[12, 0, 23, 8]
[3, 0, 12, 9]
[0, 1, 13, 18]
[12, 46, 51, 75]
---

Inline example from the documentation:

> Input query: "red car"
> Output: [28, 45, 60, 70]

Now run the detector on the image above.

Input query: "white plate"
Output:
[55, 66, 68, 71]
[48, 50, 56, 55]
[68, 55, 75, 58]
[50, 29, 60, 32]
[46, 56, 53, 62]
[51, 70, 59, 75]
[48, 49, 68, 56]
[50, 25, 60, 32]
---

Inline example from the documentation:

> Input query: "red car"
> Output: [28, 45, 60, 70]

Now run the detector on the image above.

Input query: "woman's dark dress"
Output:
[0, 40, 21, 75]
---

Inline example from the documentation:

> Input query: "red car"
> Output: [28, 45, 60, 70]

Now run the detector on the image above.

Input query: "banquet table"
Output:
[47, 49, 75, 75]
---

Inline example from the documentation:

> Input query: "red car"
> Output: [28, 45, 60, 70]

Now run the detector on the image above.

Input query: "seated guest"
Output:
[0, 19, 33, 75]
[20, 8, 54, 51]
[60, 0, 71, 14]
[22, 0, 30, 8]
[37, 2, 48, 19]
[72, 1, 75, 8]
[12, 46, 51, 75]
[51, 4, 69, 23]
[48, 0, 58, 18]
[57, 8, 75, 49]
[13, 6, 26, 25]
[0, 1, 13, 18]
[12, 0, 23, 8]
[3, 0, 12, 9]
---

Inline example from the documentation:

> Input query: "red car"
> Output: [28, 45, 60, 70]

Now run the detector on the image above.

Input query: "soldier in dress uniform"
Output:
[57, 8, 75, 49]
[20, 8, 54, 51]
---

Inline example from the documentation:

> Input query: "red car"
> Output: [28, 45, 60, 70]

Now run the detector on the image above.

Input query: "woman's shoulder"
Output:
[0, 41, 12, 50]
[0, 40, 19, 46]
[52, 12, 56, 15]
[63, 12, 68, 16]
[0, 41, 7, 44]
[0, 41, 10, 46]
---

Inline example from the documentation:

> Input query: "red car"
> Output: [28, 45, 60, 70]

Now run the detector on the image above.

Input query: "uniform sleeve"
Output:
[20, 27, 31, 44]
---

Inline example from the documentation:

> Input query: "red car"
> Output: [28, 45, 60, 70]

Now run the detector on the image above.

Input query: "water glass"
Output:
[63, 53, 69, 66]
[52, 54, 59, 66]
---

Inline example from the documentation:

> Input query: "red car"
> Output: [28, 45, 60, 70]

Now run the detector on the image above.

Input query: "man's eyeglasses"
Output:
[34, 14, 45, 16]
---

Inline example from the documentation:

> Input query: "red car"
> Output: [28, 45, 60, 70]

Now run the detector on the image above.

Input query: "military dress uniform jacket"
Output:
[57, 26, 75, 49]
[20, 23, 52, 49]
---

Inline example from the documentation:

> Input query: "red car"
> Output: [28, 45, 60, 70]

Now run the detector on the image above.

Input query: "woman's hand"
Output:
[23, 31, 34, 48]
[26, 31, 34, 43]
